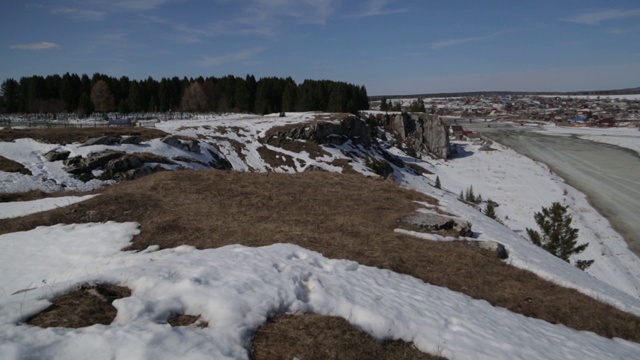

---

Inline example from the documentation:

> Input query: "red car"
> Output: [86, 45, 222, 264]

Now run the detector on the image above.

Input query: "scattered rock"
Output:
[466, 240, 509, 259]
[400, 212, 473, 237]
[44, 149, 70, 162]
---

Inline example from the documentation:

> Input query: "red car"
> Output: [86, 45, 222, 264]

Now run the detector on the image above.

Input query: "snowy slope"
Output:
[1, 223, 639, 360]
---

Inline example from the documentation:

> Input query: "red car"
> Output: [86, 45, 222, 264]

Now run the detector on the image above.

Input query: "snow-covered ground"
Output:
[1, 223, 640, 360]
[1, 113, 640, 359]
[535, 125, 640, 155]
[0, 195, 97, 219]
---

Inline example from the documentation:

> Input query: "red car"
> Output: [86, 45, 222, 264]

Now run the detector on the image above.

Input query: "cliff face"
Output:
[389, 113, 451, 159]
[263, 113, 451, 159]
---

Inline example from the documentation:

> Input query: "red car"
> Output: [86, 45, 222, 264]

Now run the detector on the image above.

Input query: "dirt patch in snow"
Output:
[167, 314, 208, 328]
[26, 283, 131, 328]
[251, 313, 443, 360]
[0, 155, 32, 175]
[257, 146, 299, 169]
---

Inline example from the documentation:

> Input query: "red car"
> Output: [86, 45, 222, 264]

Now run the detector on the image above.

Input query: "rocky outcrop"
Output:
[262, 116, 371, 147]
[162, 135, 201, 154]
[207, 149, 233, 170]
[100, 155, 143, 180]
[81, 134, 141, 146]
[64, 151, 123, 175]
[384, 113, 451, 159]
[64, 150, 162, 182]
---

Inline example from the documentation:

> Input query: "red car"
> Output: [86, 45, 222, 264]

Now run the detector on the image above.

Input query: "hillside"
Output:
[1, 113, 640, 359]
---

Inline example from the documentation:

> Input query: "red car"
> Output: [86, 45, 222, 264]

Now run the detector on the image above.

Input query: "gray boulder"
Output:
[100, 155, 143, 180]
[120, 135, 141, 145]
[65, 151, 123, 175]
[186, 140, 201, 154]
[44, 149, 70, 162]
[399, 212, 473, 237]
[83, 136, 113, 146]
[161, 135, 185, 149]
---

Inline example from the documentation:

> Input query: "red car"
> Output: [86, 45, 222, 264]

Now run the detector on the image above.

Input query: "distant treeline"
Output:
[0, 74, 369, 115]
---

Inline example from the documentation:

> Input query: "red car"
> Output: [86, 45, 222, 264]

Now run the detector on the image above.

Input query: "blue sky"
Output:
[1, 0, 640, 95]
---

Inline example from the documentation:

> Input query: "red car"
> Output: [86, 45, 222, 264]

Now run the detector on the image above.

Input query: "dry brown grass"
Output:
[0, 127, 168, 144]
[27, 284, 130, 328]
[251, 314, 444, 360]
[2, 170, 640, 343]
[0, 155, 32, 175]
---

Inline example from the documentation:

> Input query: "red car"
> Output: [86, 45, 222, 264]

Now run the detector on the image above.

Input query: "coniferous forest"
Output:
[0, 74, 369, 115]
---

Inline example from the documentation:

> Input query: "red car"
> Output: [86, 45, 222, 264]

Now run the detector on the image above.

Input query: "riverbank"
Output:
[431, 126, 640, 297]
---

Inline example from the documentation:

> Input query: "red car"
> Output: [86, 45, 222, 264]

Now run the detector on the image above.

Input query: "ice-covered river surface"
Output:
[452, 121, 640, 256]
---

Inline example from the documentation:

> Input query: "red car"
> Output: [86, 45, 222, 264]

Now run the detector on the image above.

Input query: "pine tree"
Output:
[526, 202, 593, 270]
[465, 185, 475, 203]
[409, 98, 426, 112]
[380, 97, 389, 111]
[0, 78, 19, 113]
[435, 176, 441, 189]
[459, 190, 464, 200]
[484, 200, 497, 219]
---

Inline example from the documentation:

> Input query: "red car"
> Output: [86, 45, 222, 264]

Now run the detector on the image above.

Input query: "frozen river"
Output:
[448, 121, 640, 256]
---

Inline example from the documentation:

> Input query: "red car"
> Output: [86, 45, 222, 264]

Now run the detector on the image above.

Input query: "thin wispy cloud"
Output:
[113, 0, 183, 11]
[144, 0, 337, 43]
[10, 42, 61, 50]
[49, 0, 181, 21]
[608, 25, 640, 35]
[564, 9, 640, 25]
[197, 47, 266, 67]
[51, 7, 106, 21]
[354, 0, 407, 18]
[242, 0, 336, 27]
[432, 37, 484, 49]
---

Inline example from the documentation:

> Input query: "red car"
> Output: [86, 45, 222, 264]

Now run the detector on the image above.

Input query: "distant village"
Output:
[376, 95, 640, 128]
[450, 95, 638, 127]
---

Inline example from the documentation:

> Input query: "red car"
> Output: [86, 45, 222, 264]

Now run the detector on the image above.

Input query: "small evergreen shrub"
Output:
[526, 202, 594, 270]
